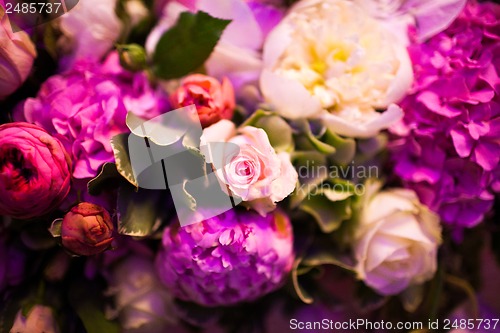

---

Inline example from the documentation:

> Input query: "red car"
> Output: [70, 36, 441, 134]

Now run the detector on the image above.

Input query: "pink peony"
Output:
[170, 74, 235, 128]
[156, 209, 294, 306]
[22, 52, 168, 179]
[0, 122, 71, 219]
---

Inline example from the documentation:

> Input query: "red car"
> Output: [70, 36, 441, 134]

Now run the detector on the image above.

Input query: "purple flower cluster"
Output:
[389, 1, 500, 228]
[155, 209, 294, 306]
[22, 52, 168, 179]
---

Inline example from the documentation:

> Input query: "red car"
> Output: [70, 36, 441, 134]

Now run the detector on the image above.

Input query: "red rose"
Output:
[170, 74, 235, 128]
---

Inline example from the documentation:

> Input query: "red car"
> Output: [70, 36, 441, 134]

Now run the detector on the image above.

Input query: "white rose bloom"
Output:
[354, 186, 442, 295]
[260, 0, 413, 138]
[58, 0, 122, 66]
[107, 255, 176, 333]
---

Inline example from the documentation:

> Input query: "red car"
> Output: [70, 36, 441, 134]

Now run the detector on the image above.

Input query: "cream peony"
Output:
[200, 119, 297, 215]
[354, 186, 441, 295]
[58, 0, 122, 67]
[260, 0, 413, 138]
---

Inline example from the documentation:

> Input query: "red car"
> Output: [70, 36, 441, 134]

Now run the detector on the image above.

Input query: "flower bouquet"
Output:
[0, 0, 499, 332]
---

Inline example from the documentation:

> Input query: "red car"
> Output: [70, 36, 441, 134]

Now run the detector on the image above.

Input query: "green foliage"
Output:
[152, 11, 231, 79]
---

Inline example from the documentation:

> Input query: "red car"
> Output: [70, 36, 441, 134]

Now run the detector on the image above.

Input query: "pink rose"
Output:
[170, 74, 235, 128]
[0, 6, 36, 100]
[200, 119, 297, 215]
[61, 203, 114, 256]
[0, 122, 71, 219]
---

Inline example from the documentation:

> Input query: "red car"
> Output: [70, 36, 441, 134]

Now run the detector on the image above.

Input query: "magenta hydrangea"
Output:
[155, 209, 294, 307]
[389, 0, 500, 228]
[22, 52, 168, 179]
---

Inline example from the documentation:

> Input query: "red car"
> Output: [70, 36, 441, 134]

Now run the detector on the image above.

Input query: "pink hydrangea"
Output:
[22, 52, 168, 179]
[389, 0, 500, 228]
[155, 209, 294, 306]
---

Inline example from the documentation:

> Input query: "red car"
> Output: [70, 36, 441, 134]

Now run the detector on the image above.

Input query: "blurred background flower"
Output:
[107, 254, 177, 333]
[10, 305, 60, 333]
[0, 6, 36, 100]
[57, 0, 122, 69]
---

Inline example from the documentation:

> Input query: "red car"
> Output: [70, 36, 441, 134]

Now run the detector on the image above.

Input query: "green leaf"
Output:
[289, 151, 328, 208]
[299, 191, 353, 233]
[293, 119, 336, 154]
[116, 186, 163, 237]
[152, 11, 231, 79]
[110, 133, 138, 188]
[256, 117, 294, 153]
[321, 129, 356, 165]
[87, 163, 122, 196]
[69, 280, 120, 333]
[242, 109, 294, 152]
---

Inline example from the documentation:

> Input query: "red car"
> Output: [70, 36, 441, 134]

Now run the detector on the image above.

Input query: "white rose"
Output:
[354, 186, 442, 295]
[58, 0, 122, 67]
[200, 119, 298, 215]
[10, 305, 60, 333]
[107, 255, 176, 333]
[260, 0, 413, 138]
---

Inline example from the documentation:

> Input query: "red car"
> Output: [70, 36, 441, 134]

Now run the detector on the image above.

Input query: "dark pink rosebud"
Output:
[170, 74, 235, 128]
[61, 203, 114, 256]
[0, 122, 71, 219]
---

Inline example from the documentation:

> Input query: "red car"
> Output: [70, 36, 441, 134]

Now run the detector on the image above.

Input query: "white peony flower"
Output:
[354, 184, 442, 295]
[58, 0, 122, 67]
[260, 0, 413, 138]
[200, 119, 298, 215]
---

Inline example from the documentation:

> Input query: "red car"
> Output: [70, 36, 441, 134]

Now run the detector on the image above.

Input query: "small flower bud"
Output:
[117, 44, 147, 72]
[61, 203, 114, 256]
